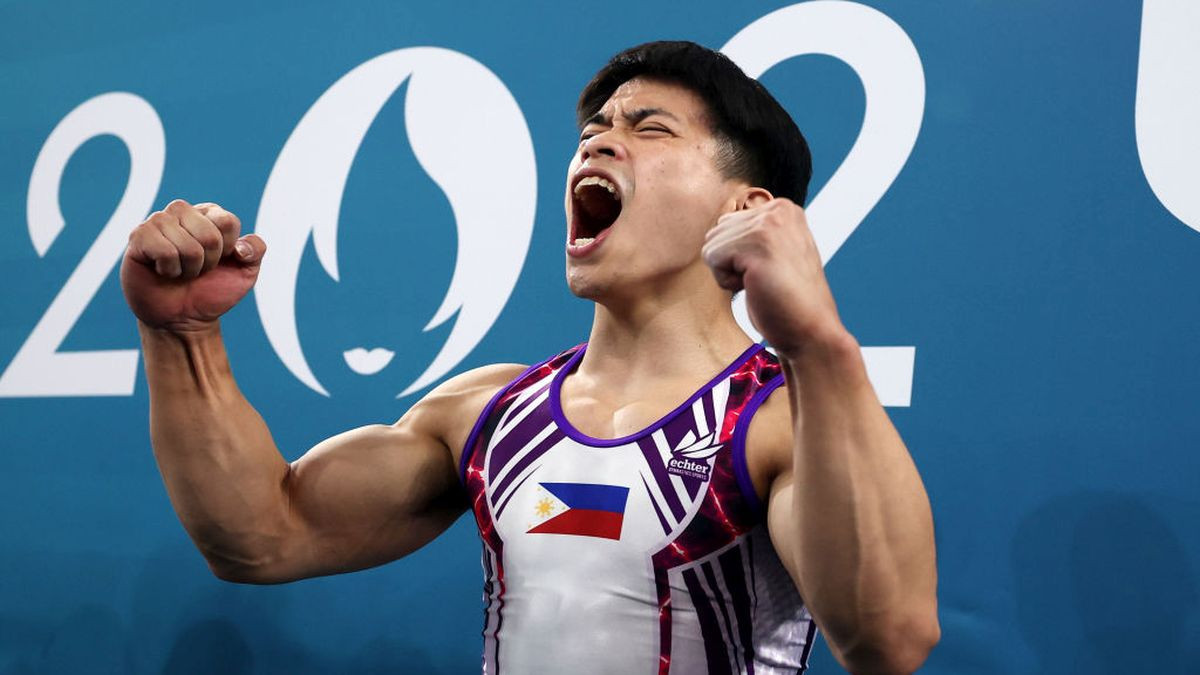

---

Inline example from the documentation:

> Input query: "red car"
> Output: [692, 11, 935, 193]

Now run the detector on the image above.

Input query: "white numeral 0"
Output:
[0, 93, 164, 397]
[722, 1, 925, 407]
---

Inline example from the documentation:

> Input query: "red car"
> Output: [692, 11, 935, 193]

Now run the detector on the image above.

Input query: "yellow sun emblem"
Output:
[535, 497, 555, 518]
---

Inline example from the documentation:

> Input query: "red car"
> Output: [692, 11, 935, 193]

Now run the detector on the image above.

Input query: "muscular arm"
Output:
[704, 197, 938, 673]
[142, 321, 520, 584]
[123, 199, 522, 584]
[753, 333, 938, 674]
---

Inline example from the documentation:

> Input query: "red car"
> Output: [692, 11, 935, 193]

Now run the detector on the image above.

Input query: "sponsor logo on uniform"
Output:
[668, 456, 713, 481]
[666, 430, 723, 481]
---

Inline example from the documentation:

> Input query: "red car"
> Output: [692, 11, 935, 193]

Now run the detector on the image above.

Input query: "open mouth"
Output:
[571, 175, 622, 247]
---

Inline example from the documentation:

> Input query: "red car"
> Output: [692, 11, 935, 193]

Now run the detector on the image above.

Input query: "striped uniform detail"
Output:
[461, 344, 817, 674]
[479, 545, 504, 673]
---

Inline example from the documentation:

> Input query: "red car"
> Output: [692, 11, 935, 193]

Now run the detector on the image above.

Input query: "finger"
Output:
[702, 242, 747, 296]
[170, 205, 224, 273]
[702, 230, 748, 271]
[711, 266, 744, 292]
[194, 203, 242, 256]
[707, 213, 761, 252]
[704, 223, 745, 253]
[232, 233, 267, 267]
[706, 211, 745, 243]
[130, 224, 183, 278]
[155, 216, 207, 279]
[179, 211, 223, 273]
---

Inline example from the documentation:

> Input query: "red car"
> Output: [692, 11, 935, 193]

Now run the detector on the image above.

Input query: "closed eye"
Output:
[579, 126, 607, 142]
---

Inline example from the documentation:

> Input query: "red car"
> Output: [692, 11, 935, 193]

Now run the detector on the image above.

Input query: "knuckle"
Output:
[156, 255, 180, 276]
[196, 228, 222, 250]
[165, 198, 190, 213]
[216, 214, 241, 236]
[179, 239, 204, 260]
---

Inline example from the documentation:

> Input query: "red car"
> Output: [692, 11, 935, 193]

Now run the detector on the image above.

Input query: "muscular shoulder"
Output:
[402, 363, 529, 467]
[743, 380, 795, 502]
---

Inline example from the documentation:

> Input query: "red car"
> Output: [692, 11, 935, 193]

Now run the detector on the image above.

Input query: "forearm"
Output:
[140, 322, 294, 576]
[781, 329, 938, 670]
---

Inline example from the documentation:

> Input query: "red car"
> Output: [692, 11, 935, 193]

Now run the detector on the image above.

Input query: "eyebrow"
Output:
[582, 107, 681, 129]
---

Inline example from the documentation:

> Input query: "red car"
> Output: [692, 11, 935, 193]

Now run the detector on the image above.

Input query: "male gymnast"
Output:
[122, 41, 939, 674]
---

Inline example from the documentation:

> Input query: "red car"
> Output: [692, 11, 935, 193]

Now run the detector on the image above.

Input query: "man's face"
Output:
[564, 77, 743, 300]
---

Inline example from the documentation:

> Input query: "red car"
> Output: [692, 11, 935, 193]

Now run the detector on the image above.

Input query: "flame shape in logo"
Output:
[672, 430, 723, 460]
[254, 47, 537, 397]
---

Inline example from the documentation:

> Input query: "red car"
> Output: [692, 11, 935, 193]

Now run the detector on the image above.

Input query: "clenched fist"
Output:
[702, 198, 846, 358]
[120, 199, 266, 333]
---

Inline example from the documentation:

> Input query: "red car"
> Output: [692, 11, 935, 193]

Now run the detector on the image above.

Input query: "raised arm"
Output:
[123, 199, 518, 584]
[703, 197, 939, 674]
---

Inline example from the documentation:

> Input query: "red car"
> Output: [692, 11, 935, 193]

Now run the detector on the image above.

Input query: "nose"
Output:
[580, 132, 626, 162]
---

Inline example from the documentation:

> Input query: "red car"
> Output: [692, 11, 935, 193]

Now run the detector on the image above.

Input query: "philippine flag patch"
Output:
[526, 482, 630, 540]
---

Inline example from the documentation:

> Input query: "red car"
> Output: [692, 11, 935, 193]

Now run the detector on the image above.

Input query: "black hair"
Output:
[577, 40, 813, 205]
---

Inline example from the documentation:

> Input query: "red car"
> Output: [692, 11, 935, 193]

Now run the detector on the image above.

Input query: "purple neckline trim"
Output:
[731, 373, 787, 513]
[549, 342, 764, 448]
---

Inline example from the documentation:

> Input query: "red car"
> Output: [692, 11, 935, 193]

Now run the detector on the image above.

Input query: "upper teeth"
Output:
[574, 175, 619, 199]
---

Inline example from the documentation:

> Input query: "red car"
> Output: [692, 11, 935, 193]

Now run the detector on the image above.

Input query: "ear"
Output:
[738, 186, 773, 210]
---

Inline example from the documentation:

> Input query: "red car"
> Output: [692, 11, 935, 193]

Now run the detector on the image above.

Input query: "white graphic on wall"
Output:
[1136, 0, 1200, 234]
[343, 346, 396, 376]
[0, 93, 165, 397]
[254, 47, 537, 398]
[722, 1, 924, 407]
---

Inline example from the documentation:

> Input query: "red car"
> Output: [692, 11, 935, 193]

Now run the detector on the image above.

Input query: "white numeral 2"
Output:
[1136, 0, 1200, 233]
[0, 93, 164, 397]
[722, 1, 925, 407]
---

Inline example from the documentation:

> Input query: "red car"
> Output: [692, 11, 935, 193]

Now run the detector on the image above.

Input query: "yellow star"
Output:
[535, 497, 555, 518]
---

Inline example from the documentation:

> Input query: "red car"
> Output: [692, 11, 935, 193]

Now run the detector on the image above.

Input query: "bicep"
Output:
[746, 384, 808, 597]
[283, 411, 465, 578]
[765, 471, 806, 600]
[267, 363, 526, 581]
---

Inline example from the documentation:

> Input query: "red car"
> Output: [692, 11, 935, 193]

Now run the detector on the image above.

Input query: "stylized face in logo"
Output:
[254, 48, 537, 397]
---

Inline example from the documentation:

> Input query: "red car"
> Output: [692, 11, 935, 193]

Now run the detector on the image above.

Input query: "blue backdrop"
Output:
[2, 1, 1198, 672]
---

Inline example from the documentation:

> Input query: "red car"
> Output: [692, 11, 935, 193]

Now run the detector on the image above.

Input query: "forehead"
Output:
[594, 77, 711, 126]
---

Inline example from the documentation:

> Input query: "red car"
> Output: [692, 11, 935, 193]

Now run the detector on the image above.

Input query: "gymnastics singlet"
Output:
[461, 343, 817, 674]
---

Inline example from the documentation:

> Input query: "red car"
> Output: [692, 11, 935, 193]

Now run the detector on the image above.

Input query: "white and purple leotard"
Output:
[461, 343, 817, 674]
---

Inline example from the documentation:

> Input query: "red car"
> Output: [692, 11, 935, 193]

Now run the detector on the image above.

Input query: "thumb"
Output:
[232, 234, 267, 266]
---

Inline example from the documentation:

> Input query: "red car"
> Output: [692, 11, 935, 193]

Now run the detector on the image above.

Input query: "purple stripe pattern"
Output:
[719, 548, 758, 672]
[638, 438, 688, 522]
[487, 391, 554, 479]
[493, 465, 538, 521]
[490, 428, 565, 512]
[460, 360, 547, 483]
[683, 567, 733, 675]
[641, 474, 673, 534]
[464, 342, 817, 673]
[703, 562, 744, 672]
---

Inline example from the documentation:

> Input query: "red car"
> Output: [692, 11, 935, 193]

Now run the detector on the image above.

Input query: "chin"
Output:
[565, 269, 605, 301]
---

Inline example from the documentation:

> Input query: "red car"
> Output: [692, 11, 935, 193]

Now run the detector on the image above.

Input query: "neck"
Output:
[578, 266, 754, 384]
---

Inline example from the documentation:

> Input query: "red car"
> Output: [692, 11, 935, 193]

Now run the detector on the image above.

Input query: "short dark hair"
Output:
[577, 40, 813, 205]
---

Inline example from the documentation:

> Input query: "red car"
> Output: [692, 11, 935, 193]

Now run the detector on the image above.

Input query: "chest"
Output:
[557, 377, 706, 440]
[477, 378, 736, 551]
